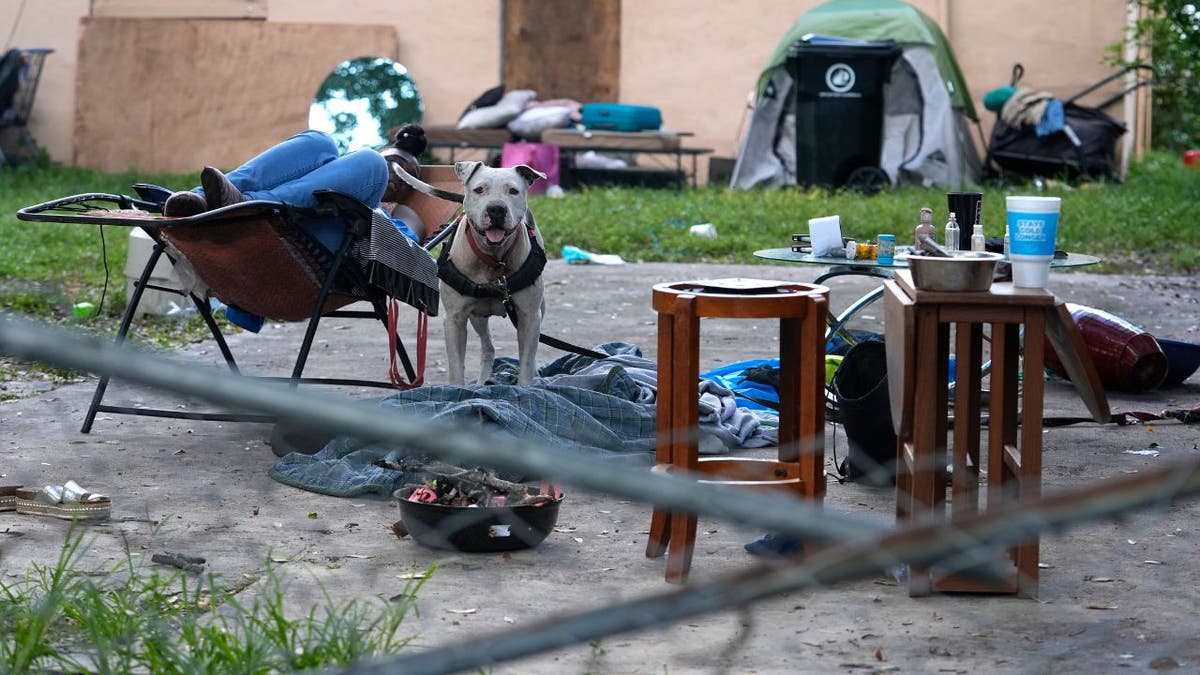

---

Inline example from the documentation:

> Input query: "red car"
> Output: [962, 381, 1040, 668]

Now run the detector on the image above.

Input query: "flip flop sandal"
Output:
[15, 480, 112, 521]
[0, 485, 19, 511]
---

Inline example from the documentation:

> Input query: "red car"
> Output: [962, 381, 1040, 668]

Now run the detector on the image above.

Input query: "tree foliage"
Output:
[1111, 1, 1200, 150]
[311, 57, 423, 153]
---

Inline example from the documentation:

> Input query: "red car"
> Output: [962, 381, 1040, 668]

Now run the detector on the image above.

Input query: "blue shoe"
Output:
[744, 532, 804, 558]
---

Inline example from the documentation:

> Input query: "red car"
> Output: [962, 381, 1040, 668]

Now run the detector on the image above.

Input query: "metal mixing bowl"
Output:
[908, 251, 1004, 292]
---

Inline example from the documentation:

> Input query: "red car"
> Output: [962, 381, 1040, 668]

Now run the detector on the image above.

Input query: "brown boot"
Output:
[200, 166, 245, 210]
[163, 191, 207, 217]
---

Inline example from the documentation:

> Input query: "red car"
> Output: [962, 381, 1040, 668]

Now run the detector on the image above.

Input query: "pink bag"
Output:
[499, 142, 559, 194]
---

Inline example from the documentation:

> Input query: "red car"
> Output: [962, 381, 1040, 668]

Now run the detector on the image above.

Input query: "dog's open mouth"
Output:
[483, 225, 509, 245]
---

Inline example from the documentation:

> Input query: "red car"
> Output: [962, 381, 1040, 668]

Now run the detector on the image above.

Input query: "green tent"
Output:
[756, 0, 977, 121]
[732, 0, 982, 189]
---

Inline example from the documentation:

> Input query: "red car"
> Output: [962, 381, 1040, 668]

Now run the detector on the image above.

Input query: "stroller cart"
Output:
[0, 48, 53, 164]
[17, 166, 463, 432]
[984, 63, 1155, 181]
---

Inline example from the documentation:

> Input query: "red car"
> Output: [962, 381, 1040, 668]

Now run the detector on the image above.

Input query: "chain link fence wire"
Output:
[3, 313, 1199, 673]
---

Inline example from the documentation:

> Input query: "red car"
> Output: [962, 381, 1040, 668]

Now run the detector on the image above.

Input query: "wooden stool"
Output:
[884, 271, 1108, 598]
[646, 278, 829, 583]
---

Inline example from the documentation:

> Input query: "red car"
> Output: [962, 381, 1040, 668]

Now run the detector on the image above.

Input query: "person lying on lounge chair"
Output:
[375, 125, 428, 243]
[163, 124, 429, 247]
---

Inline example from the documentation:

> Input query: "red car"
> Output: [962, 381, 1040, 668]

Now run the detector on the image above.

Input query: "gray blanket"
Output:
[269, 343, 777, 497]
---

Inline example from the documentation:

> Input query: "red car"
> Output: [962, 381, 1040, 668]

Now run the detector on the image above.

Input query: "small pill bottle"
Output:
[877, 234, 896, 265]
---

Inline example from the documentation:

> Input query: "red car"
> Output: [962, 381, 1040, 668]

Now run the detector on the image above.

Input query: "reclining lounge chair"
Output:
[17, 166, 463, 432]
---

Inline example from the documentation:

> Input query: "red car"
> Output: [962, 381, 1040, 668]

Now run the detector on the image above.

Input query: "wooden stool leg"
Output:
[908, 308, 942, 596]
[779, 317, 814, 501]
[933, 322, 951, 512]
[665, 296, 700, 583]
[987, 322, 1021, 593]
[1017, 310, 1045, 598]
[647, 311, 676, 559]
[778, 319, 799, 461]
[885, 283, 914, 526]
[952, 322, 984, 519]
[896, 440, 913, 522]
[792, 295, 830, 499]
[989, 324, 1020, 521]
[666, 511, 698, 583]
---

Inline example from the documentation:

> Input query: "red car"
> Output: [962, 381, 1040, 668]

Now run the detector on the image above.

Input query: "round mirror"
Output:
[309, 56, 423, 154]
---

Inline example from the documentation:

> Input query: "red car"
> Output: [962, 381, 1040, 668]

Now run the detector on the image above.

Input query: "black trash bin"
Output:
[786, 36, 901, 190]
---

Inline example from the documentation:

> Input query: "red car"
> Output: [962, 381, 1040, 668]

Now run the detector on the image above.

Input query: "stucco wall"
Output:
[4, 0, 1136, 176]
[622, 0, 1134, 164]
[621, 0, 805, 159]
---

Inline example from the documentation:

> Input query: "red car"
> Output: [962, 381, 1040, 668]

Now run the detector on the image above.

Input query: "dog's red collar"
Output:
[464, 216, 535, 274]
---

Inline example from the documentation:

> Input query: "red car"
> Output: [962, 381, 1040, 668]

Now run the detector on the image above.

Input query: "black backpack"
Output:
[831, 339, 897, 486]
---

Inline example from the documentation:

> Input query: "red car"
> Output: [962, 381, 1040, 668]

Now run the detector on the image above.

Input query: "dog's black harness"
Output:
[436, 216, 546, 303]
[435, 215, 607, 361]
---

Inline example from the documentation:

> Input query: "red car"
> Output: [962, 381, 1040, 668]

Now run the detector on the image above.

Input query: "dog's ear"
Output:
[454, 160, 484, 186]
[514, 164, 547, 187]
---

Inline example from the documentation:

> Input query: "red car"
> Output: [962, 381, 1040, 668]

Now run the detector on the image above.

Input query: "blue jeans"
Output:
[198, 129, 389, 209]
[195, 129, 389, 252]
[193, 130, 390, 331]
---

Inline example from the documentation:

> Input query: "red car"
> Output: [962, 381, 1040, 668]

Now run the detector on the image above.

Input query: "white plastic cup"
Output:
[1006, 196, 1061, 288]
[688, 223, 718, 238]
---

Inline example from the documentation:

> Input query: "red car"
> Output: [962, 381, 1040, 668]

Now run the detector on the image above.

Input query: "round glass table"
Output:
[754, 246, 1103, 342]
[755, 246, 1101, 276]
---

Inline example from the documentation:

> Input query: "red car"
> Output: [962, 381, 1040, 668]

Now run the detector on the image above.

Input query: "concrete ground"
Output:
[2, 260, 1198, 674]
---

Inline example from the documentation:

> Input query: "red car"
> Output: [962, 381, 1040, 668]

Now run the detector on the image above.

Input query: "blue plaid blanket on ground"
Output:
[270, 343, 776, 497]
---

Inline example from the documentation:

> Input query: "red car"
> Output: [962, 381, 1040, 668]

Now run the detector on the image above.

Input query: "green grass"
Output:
[0, 162, 196, 315]
[0, 530, 431, 673]
[0, 161, 222, 391]
[1, 151, 1196, 343]
[530, 151, 1200, 274]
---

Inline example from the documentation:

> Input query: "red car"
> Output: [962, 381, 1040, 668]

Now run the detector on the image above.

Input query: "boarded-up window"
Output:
[502, 0, 619, 102]
[75, 17, 396, 172]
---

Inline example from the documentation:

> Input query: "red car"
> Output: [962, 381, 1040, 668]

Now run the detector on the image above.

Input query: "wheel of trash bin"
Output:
[844, 166, 891, 194]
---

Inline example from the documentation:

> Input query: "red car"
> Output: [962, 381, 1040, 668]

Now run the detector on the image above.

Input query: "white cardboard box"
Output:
[124, 229, 184, 316]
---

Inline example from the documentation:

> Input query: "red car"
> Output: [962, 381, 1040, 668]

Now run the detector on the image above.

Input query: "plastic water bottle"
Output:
[970, 222, 986, 252]
[166, 298, 225, 319]
[944, 212, 960, 252]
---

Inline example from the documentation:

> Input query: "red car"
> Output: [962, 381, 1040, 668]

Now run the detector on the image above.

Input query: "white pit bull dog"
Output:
[438, 161, 547, 385]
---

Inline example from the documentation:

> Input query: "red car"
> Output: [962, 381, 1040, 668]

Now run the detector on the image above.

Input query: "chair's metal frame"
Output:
[18, 188, 433, 432]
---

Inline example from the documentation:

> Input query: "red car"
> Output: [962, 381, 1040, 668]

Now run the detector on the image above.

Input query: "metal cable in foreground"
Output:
[5, 314, 1199, 674]
[341, 459, 1200, 675]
